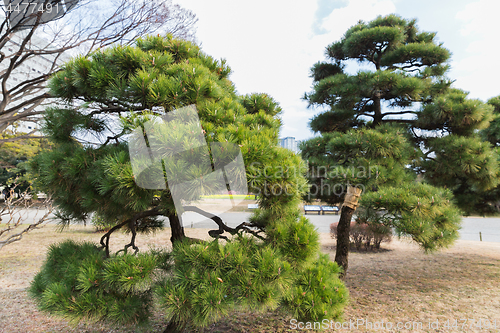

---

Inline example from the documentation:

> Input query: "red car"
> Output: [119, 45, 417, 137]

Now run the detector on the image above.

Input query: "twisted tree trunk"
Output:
[335, 205, 355, 277]
[334, 185, 362, 278]
[167, 213, 186, 244]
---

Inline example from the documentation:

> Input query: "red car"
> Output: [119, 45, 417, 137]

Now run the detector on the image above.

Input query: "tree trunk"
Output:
[373, 95, 382, 126]
[335, 204, 355, 278]
[167, 213, 185, 244]
[163, 319, 184, 333]
[164, 214, 186, 332]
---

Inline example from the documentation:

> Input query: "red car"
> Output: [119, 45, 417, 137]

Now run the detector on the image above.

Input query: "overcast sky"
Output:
[180, 0, 499, 141]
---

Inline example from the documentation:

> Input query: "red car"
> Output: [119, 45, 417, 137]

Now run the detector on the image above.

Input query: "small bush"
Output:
[91, 213, 116, 232]
[330, 220, 392, 251]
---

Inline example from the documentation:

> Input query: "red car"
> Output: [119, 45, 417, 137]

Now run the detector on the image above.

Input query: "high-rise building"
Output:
[279, 136, 300, 154]
[0, 31, 69, 135]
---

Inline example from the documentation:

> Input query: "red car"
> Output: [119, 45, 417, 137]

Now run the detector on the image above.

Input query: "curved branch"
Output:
[382, 110, 418, 117]
[116, 218, 139, 255]
[354, 112, 373, 120]
[99, 207, 160, 257]
[183, 206, 265, 240]
[99, 219, 128, 257]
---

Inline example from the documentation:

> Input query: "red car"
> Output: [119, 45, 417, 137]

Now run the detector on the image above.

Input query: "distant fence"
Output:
[460, 231, 500, 242]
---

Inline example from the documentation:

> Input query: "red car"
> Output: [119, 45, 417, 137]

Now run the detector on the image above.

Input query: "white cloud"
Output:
[456, 0, 497, 38]
[182, 0, 321, 141]
[318, 0, 396, 38]
[453, 0, 500, 101]
[179, 0, 401, 141]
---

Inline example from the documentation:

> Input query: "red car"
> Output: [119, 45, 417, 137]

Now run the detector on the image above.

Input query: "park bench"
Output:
[321, 205, 339, 215]
[304, 205, 322, 215]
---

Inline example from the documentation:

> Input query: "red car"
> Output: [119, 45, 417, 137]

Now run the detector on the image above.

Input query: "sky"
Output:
[180, 0, 499, 141]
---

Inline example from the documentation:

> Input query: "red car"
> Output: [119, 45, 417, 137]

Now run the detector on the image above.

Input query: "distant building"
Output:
[0, 31, 70, 136]
[279, 136, 300, 154]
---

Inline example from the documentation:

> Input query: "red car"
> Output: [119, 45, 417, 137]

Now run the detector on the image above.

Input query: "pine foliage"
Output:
[29, 35, 349, 330]
[303, 14, 499, 215]
[301, 124, 461, 249]
[29, 240, 156, 326]
[360, 183, 461, 251]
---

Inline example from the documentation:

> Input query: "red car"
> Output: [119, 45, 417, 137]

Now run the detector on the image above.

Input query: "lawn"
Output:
[1, 225, 499, 332]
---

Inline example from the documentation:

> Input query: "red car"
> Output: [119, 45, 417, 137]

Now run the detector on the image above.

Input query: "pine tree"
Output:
[301, 14, 494, 272]
[472, 96, 500, 214]
[301, 124, 461, 272]
[29, 35, 348, 332]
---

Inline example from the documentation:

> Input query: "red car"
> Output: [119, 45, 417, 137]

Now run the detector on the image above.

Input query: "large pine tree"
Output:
[29, 35, 348, 332]
[302, 14, 497, 272]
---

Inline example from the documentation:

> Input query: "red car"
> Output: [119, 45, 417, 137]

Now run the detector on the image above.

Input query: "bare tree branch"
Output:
[0, 0, 198, 142]
[0, 185, 53, 250]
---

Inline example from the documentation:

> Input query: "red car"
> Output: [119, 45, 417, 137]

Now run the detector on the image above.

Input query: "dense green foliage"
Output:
[300, 15, 490, 271]
[303, 14, 498, 215]
[301, 125, 462, 252]
[29, 35, 348, 331]
[474, 96, 500, 213]
[359, 183, 460, 251]
[29, 240, 156, 325]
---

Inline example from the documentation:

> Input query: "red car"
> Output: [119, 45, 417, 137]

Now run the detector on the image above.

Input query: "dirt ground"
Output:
[1, 225, 499, 332]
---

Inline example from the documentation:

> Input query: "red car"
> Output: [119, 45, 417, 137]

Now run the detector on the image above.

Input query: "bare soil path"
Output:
[0, 226, 499, 332]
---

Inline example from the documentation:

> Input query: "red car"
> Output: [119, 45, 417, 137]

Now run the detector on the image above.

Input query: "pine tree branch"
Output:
[183, 206, 265, 240]
[354, 112, 373, 120]
[101, 130, 127, 146]
[382, 110, 418, 116]
[99, 207, 161, 257]
[116, 218, 139, 255]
